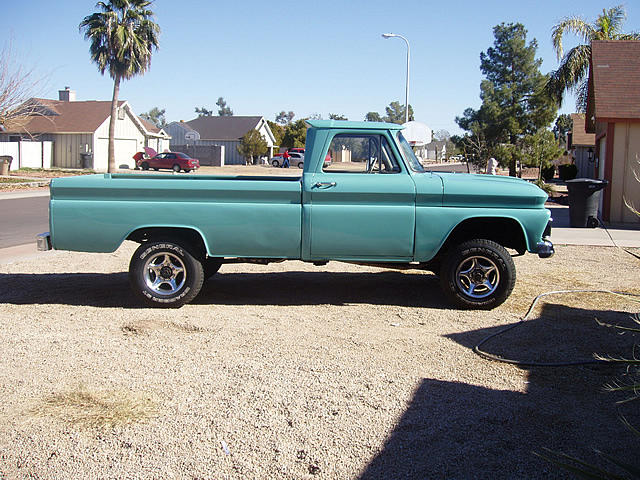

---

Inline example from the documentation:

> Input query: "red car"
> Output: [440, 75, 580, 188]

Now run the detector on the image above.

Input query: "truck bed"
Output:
[50, 174, 303, 257]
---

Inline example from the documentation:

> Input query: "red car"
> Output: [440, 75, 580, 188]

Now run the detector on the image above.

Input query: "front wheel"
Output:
[141, 161, 149, 170]
[172, 164, 181, 172]
[271, 159, 280, 167]
[129, 241, 205, 307]
[297, 162, 304, 169]
[439, 239, 516, 310]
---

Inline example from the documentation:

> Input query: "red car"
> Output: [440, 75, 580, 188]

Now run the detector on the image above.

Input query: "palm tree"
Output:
[80, 0, 160, 173]
[547, 5, 639, 111]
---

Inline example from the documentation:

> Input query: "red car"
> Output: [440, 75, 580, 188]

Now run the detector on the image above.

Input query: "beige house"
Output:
[0, 88, 170, 172]
[586, 41, 640, 224]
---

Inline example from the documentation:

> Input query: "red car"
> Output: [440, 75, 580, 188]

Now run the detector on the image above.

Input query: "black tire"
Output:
[153, 168, 159, 171]
[203, 258, 223, 279]
[141, 161, 150, 170]
[271, 159, 280, 167]
[129, 241, 205, 307]
[297, 162, 304, 169]
[439, 239, 516, 310]
[183, 169, 191, 173]
[172, 164, 181, 173]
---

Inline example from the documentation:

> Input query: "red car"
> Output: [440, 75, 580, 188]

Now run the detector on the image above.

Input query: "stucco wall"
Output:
[609, 122, 640, 223]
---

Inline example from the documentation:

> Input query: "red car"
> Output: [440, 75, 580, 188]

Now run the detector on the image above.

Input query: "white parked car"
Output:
[271, 152, 304, 169]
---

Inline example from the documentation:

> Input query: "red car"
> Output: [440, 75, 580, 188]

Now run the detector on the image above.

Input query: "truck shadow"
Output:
[197, 271, 449, 308]
[0, 271, 449, 309]
[358, 302, 640, 479]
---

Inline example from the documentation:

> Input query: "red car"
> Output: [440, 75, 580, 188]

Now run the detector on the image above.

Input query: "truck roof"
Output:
[305, 119, 405, 130]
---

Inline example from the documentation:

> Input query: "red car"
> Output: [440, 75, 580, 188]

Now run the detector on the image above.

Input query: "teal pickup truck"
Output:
[37, 120, 553, 309]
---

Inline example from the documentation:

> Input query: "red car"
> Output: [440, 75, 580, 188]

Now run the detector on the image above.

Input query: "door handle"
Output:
[314, 182, 336, 188]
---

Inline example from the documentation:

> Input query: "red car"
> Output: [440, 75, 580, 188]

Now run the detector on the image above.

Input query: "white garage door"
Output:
[96, 138, 140, 171]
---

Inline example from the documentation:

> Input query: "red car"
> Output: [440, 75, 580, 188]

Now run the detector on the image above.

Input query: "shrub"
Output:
[558, 163, 578, 181]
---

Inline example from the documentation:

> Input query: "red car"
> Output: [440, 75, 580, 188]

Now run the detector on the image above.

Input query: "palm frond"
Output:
[597, 5, 628, 37]
[552, 16, 595, 59]
[546, 44, 591, 106]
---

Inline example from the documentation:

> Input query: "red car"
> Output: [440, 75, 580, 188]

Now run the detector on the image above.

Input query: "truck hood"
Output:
[433, 172, 548, 208]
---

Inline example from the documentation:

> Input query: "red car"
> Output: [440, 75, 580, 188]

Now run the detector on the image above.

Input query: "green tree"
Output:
[281, 119, 307, 148]
[139, 106, 166, 129]
[456, 23, 557, 176]
[276, 111, 295, 125]
[195, 106, 213, 117]
[237, 129, 267, 165]
[521, 129, 563, 180]
[547, 5, 640, 111]
[267, 120, 284, 146]
[80, 0, 160, 173]
[365, 111, 382, 122]
[328, 113, 348, 120]
[553, 113, 573, 148]
[383, 101, 414, 124]
[216, 97, 233, 116]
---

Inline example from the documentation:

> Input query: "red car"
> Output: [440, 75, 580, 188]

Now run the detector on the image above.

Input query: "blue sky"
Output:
[2, 1, 638, 134]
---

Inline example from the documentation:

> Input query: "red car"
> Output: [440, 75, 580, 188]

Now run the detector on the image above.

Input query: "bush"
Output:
[558, 163, 578, 181]
[541, 165, 556, 181]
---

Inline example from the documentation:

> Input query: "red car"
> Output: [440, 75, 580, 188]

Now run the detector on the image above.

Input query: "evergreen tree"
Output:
[364, 112, 382, 122]
[216, 97, 233, 116]
[456, 23, 557, 176]
[139, 107, 166, 128]
[237, 129, 267, 165]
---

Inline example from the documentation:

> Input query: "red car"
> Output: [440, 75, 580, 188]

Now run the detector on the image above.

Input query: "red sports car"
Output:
[135, 151, 200, 173]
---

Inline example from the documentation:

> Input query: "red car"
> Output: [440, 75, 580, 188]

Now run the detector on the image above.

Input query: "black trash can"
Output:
[80, 152, 94, 169]
[565, 178, 608, 228]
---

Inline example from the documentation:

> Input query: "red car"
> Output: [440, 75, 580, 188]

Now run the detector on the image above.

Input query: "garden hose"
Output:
[474, 289, 640, 367]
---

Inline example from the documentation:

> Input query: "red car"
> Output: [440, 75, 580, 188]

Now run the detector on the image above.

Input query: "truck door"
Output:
[306, 133, 416, 260]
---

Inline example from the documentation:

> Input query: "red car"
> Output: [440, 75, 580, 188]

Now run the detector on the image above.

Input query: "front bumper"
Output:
[36, 232, 52, 251]
[536, 219, 554, 258]
[536, 239, 554, 258]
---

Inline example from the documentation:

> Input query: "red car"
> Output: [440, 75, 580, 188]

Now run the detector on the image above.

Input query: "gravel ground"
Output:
[1, 244, 639, 479]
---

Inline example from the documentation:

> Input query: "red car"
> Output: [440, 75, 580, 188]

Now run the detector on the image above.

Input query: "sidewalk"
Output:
[548, 204, 640, 248]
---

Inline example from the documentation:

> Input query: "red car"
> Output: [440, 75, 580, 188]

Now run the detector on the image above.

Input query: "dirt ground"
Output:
[1, 243, 639, 479]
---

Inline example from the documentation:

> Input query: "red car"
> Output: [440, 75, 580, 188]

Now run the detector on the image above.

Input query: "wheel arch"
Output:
[437, 216, 527, 259]
[126, 226, 210, 260]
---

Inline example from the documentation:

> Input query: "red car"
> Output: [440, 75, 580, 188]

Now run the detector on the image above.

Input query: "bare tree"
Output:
[0, 41, 46, 133]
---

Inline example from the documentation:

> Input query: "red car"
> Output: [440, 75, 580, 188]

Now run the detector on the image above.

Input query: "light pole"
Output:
[382, 33, 410, 124]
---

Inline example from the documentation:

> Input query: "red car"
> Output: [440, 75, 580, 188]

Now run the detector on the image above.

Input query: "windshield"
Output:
[178, 152, 193, 159]
[396, 132, 425, 173]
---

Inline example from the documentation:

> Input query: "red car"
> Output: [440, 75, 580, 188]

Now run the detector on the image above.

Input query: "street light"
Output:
[382, 33, 410, 124]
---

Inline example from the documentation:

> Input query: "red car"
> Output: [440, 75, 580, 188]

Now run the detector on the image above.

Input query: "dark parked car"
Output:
[136, 152, 200, 173]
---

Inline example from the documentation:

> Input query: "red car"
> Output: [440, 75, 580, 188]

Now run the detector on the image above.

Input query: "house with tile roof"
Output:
[0, 87, 170, 172]
[166, 116, 276, 165]
[586, 40, 640, 224]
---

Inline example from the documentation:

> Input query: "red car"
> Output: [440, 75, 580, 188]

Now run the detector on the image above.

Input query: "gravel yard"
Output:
[1, 244, 639, 479]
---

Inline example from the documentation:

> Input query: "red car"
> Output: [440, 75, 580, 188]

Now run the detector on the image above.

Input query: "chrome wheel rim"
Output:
[455, 255, 500, 299]
[143, 252, 186, 296]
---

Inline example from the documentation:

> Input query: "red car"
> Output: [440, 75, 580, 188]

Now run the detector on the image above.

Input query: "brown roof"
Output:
[588, 40, 640, 121]
[570, 114, 595, 146]
[138, 116, 161, 134]
[185, 116, 263, 140]
[2, 99, 125, 134]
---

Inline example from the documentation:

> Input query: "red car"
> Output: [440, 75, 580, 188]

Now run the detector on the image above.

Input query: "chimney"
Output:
[58, 86, 76, 102]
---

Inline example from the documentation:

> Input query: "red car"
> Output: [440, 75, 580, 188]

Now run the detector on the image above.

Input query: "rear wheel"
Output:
[141, 161, 149, 170]
[298, 162, 304, 169]
[272, 159, 280, 167]
[440, 239, 515, 310]
[172, 164, 181, 172]
[129, 241, 204, 307]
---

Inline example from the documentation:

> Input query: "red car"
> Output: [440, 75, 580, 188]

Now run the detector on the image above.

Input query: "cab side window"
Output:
[323, 134, 401, 173]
